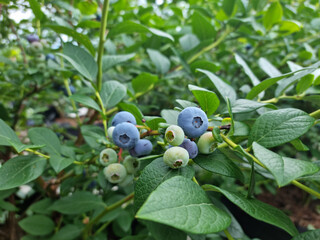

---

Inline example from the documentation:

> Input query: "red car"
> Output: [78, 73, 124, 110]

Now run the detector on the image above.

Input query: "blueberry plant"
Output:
[1, 0, 320, 240]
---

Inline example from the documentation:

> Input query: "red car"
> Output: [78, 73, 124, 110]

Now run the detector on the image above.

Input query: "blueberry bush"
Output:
[1, 0, 320, 239]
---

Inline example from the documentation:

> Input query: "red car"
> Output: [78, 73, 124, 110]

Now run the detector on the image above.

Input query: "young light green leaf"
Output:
[47, 25, 95, 55]
[263, 1, 283, 30]
[100, 80, 127, 108]
[248, 108, 315, 148]
[194, 149, 244, 182]
[77, 1, 97, 15]
[70, 94, 101, 112]
[290, 139, 309, 151]
[19, 215, 55, 236]
[57, 43, 97, 81]
[147, 49, 171, 74]
[0, 156, 46, 190]
[197, 69, 237, 103]
[102, 53, 135, 71]
[49, 191, 106, 214]
[253, 142, 318, 186]
[188, 85, 220, 116]
[136, 176, 231, 234]
[134, 158, 194, 212]
[203, 185, 298, 237]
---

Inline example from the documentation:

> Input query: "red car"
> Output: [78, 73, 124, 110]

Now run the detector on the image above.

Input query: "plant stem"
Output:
[63, 78, 81, 126]
[96, 0, 110, 91]
[310, 109, 320, 119]
[220, 134, 320, 200]
[175, 26, 233, 71]
[25, 148, 50, 159]
[224, 229, 235, 240]
[260, 94, 303, 104]
[95, 91, 108, 138]
[83, 192, 134, 239]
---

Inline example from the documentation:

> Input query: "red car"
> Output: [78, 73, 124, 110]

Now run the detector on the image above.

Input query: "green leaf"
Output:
[190, 60, 221, 76]
[160, 109, 179, 125]
[134, 158, 194, 212]
[234, 54, 261, 87]
[50, 225, 82, 240]
[203, 185, 299, 236]
[279, 20, 303, 36]
[188, 85, 220, 116]
[77, 20, 100, 29]
[179, 34, 200, 52]
[100, 80, 127, 108]
[57, 43, 97, 81]
[290, 139, 309, 151]
[0, 119, 21, 146]
[0, 156, 46, 190]
[252, 142, 319, 186]
[0, 200, 18, 211]
[81, 125, 105, 148]
[132, 72, 158, 95]
[291, 229, 320, 240]
[222, 0, 237, 16]
[77, 1, 98, 15]
[224, 99, 276, 114]
[70, 94, 101, 112]
[47, 25, 95, 55]
[118, 102, 144, 125]
[175, 99, 198, 109]
[49, 191, 106, 214]
[19, 215, 55, 236]
[197, 69, 237, 103]
[28, 0, 45, 21]
[191, 11, 216, 40]
[49, 155, 73, 173]
[302, 95, 320, 106]
[136, 176, 231, 234]
[144, 116, 165, 130]
[147, 49, 171, 74]
[108, 21, 174, 41]
[263, 1, 283, 30]
[194, 149, 244, 181]
[29, 198, 54, 214]
[248, 108, 315, 148]
[144, 221, 187, 240]
[7, 140, 44, 153]
[258, 57, 282, 78]
[296, 74, 314, 94]
[102, 53, 135, 71]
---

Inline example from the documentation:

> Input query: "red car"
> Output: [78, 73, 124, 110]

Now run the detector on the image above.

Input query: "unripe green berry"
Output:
[103, 163, 127, 183]
[163, 146, 189, 169]
[123, 156, 140, 174]
[197, 132, 217, 154]
[107, 126, 115, 142]
[99, 148, 117, 166]
[165, 125, 185, 146]
[30, 41, 43, 52]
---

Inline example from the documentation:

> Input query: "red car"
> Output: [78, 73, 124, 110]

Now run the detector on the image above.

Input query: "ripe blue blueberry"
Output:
[123, 156, 140, 174]
[112, 122, 139, 149]
[103, 163, 127, 183]
[179, 139, 198, 159]
[165, 125, 185, 146]
[129, 139, 152, 157]
[197, 132, 217, 154]
[177, 107, 208, 138]
[99, 148, 117, 166]
[163, 146, 189, 169]
[45, 53, 56, 61]
[112, 111, 137, 126]
[26, 34, 39, 43]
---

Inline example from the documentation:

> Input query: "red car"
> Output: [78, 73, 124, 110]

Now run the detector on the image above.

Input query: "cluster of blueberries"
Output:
[101, 107, 219, 184]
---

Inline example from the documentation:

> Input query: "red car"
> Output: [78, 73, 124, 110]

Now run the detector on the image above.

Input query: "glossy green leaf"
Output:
[50, 225, 82, 240]
[147, 49, 170, 74]
[57, 43, 97, 81]
[70, 94, 101, 112]
[197, 69, 237, 103]
[100, 80, 127, 108]
[136, 176, 231, 234]
[19, 215, 55, 236]
[191, 11, 215, 40]
[248, 108, 315, 148]
[0, 156, 46, 190]
[49, 191, 106, 214]
[263, 1, 283, 30]
[102, 53, 135, 71]
[188, 85, 220, 116]
[194, 149, 244, 181]
[203, 185, 298, 236]
[132, 72, 158, 95]
[291, 229, 320, 240]
[134, 158, 194, 212]
[47, 25, 95, 55]
[253, 142, 318, 186]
